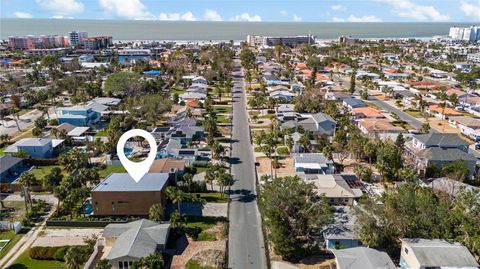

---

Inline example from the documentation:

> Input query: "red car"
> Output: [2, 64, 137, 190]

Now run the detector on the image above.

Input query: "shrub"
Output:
[29, 246, 60, 260]
[53, 246, 69, 261]
[276, 147, 289, 155]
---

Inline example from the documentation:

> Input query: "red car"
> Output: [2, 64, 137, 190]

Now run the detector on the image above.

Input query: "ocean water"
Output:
[0, 19, 474, 41]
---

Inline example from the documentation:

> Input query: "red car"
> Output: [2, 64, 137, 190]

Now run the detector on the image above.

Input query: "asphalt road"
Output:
[0, 108, 56, 136]
[332, 74, 437, 133]
[228, 59, 268, 269]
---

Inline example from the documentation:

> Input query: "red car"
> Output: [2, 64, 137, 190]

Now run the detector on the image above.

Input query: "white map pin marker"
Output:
[116, 129, 157, 182]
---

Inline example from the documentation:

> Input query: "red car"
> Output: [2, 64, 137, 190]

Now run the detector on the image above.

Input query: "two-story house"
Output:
[405, 133, 476, 176]
[281, 112, 336, 136]
[56, 105, 101, 127]
[3, 138, 64, 158]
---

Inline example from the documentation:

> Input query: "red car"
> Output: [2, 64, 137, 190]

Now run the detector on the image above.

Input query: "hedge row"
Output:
[29, 245, 85, 261]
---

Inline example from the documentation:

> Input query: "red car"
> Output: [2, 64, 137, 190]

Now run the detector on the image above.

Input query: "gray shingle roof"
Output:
[343, 98, 366, 108]
[417, 147, 476, 161]
[332, 247, 396, 269]
[92, 173, 168, 192]
[414, 133, 469, 148]
[402, 238, 479, 267]
[294, 153, 332, 164]
[105, 219, 170, 260]
[0, 155, 23, 174]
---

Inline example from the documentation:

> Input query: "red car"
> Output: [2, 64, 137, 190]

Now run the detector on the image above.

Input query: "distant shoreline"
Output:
[1, 18, 474, 40]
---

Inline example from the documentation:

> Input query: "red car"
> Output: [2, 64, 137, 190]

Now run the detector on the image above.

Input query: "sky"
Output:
[1, 0, 479, 22]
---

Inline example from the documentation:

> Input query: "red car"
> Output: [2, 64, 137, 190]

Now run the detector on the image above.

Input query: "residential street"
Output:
[332, 73, 436, 132]
[228, 59, 268, 269]
[0, 108, 56, 136]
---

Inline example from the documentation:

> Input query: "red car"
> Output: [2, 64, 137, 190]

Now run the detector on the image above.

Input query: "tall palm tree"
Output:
[165, 186, 184, 213]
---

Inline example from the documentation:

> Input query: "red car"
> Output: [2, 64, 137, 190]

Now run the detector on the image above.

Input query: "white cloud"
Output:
[292, 14, 302, 22]
[347, 14, 382, 22]
[231, 13, 262, 22]
[332, 17, 345, 22]
[332, 15, 382, 22]
[204, 9, 222, 21]
[331, 5, 346, 11]
[377, 0, 449, 21]
[52, 15, 73, 19]
[159, 11, 196, 21]
[35, 0, 84, 15]
[280, 10, 288, 16]
[460, 1, 480, 21]
[99, 0, 153, 19]
[14, 12, 32, 18]
[181, 11, 196, 21]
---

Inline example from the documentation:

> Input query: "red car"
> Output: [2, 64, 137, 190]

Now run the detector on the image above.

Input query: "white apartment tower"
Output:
[448, 26, 479, 41]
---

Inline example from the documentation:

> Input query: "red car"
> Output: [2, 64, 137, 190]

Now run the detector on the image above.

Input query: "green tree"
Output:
[375, 142, 403, 181]
[104, 71, 142, 96]
[259, 176, 333, 260]
[65, 246, 87, 269]
[149, 203, 164, 223]
[43, 167, 63, 190]
[95, 259, 111, 269]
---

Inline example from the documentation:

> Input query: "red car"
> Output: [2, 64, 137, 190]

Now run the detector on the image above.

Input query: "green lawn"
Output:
[98, 165, 126, 178]
[170, 87, 186, 95]
[216, 116, 232, 124]
[194, 192, 227, 203]
[28, 165, 64, 179]
[404, 109, 423, 118]
[185, 216, 226, 242]
[186, 259, 216, 269]
[94, 130, 107, 137]
[212, 107, 232, 114]
[0, 230, 25, 260]
[6, 248, 67, 269]
[0, 147, 4, 156]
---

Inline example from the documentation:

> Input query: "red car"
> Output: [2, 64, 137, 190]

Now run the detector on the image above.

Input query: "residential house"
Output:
[406, 133, 476, 176]
[357, 118, 405, 140]
[343, 98, 367, 110]
[332, 247, 396, 269]
[149, 158, 186, 181]
[304, 174, 363, 205]
[352, 107, 385, 119]
[151, 126, 174, 141]
[179, 92, 207, 101]
[294, 153, 334, 174]
[4, 138, 64, 158]
[169, 125, 205, 144]
[429, 177, 480, 198]
[269, 90, 294, 101]
[425, 105, 463, 119]
[400, 238, 479, 269]
[0, 155, 25, 183]
[56, 105, 101, 126]
[323, 225, 362, 250]
[159, 139, 198, 164]
[91, 173, 169, 216]
[281, 112, 336, 136]
[448, 116, 480, 141]
[103, 219, 170, 269]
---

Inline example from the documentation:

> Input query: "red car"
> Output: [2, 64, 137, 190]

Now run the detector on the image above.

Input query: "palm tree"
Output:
[217, 169, 234, 198]
[8, 107, 21, 131]
[18, 172, 37, 213]
[211, 141, 225, 161]
[149, 203, 164, 223]
[65, 246, 85, 269]
[165, 186, 184, 213]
